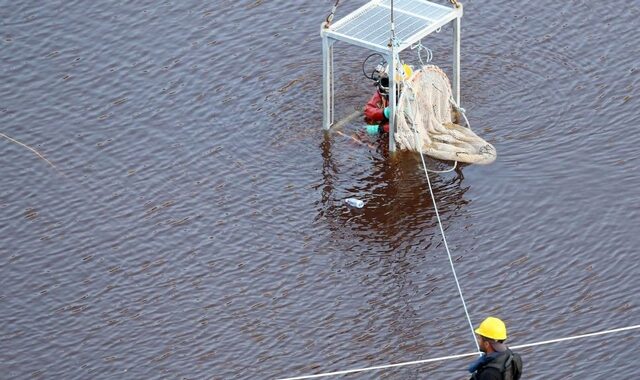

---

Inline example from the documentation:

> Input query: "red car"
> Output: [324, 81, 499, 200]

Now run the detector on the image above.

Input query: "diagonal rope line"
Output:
[275, 324, 640, 380]
[1, 132, 58, 170]
[399, 63, 479, 353]
[412, 102, 479, 354]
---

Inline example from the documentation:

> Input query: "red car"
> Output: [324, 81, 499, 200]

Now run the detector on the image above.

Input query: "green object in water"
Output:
[366, 125, 380, 135]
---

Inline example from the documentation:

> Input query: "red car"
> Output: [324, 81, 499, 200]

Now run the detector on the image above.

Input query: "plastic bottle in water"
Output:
[345, 198, 364, 208]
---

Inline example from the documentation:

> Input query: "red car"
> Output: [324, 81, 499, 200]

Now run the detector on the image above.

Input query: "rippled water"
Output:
[1, 1, 639, 379]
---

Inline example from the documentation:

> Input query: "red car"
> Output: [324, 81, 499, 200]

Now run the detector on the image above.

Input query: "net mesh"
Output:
[395, 65, 497, 165]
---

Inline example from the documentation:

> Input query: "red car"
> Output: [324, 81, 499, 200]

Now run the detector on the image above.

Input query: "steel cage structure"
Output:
[320, 0, 463, 151]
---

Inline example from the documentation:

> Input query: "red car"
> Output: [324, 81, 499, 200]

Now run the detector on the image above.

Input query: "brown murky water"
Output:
[1, 1, 639, 379]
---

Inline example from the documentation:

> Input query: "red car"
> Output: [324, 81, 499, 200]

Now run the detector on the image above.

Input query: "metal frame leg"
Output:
[388, 52, 396, 152]
[322, 37, 335, 130]
[452, 14, 461, 107]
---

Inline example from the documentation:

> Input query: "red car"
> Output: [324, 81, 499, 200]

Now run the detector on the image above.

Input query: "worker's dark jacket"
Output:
[469, 349, 522, 380]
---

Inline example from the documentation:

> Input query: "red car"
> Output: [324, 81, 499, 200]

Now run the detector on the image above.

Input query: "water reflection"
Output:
[306, 131, 475, 378]
[318, 131, 471, 246]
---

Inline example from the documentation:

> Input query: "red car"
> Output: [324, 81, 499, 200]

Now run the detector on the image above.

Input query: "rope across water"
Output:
[276, 324, 640, 380]
[397, 57, 479, 352]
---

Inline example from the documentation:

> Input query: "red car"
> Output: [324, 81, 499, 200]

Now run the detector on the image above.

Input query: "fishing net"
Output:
[395, 65, 497, 164]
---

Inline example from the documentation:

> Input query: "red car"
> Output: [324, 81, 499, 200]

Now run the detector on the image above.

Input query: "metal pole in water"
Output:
[388, 0, 396, 152]
[322, 36, 334, 130]
[452, 7, 462, 107]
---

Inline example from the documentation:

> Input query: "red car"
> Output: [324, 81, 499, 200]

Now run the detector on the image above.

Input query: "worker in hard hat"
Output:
[363, 63, 412, 135]
[468, 317, 523, 380]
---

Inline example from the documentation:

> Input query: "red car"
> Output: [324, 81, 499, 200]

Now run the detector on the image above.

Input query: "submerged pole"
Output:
[388, 0, 397, 152]
[388, 53, 396, 152]
[321, 35, 334, 130]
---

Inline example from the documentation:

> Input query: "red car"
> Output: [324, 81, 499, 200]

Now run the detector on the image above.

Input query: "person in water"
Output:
[363, 63, 411, 135]
[468, 317, 523, 380]
[363, 73, 391, 135]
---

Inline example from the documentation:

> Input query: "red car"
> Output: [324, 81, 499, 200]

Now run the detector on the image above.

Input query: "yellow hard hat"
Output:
[475, 317, 507, 341]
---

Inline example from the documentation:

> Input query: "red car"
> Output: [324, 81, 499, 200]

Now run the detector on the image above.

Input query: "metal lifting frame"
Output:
[320, 0, 463, 152]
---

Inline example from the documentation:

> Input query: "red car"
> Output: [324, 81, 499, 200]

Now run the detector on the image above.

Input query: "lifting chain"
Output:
[323, 0, 340, 28]
[449, 0, 462, 8]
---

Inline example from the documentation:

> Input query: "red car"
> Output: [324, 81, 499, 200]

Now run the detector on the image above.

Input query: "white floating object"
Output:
[345, 198, 365, 208]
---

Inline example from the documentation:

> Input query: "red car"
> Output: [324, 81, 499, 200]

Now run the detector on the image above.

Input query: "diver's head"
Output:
[377, 75, 389, 96]
[378, 63, 412, 97]
[377, 75, 402, 99]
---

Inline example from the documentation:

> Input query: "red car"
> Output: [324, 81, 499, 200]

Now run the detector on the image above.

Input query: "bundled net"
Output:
[395, 65, 496, 165]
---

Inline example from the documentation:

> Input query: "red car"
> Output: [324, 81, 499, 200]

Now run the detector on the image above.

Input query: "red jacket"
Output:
[364, 91, 389, 133]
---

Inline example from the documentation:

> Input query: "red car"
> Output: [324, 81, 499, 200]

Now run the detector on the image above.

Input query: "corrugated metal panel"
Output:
[380, 0, 452, 21]
[327, 0, 458, 52]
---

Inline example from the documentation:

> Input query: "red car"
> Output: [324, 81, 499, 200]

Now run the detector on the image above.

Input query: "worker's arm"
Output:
[363, 92, 386, 124]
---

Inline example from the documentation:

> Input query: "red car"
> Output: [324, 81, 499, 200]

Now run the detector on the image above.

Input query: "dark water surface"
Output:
[1, 1, 639, 379]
